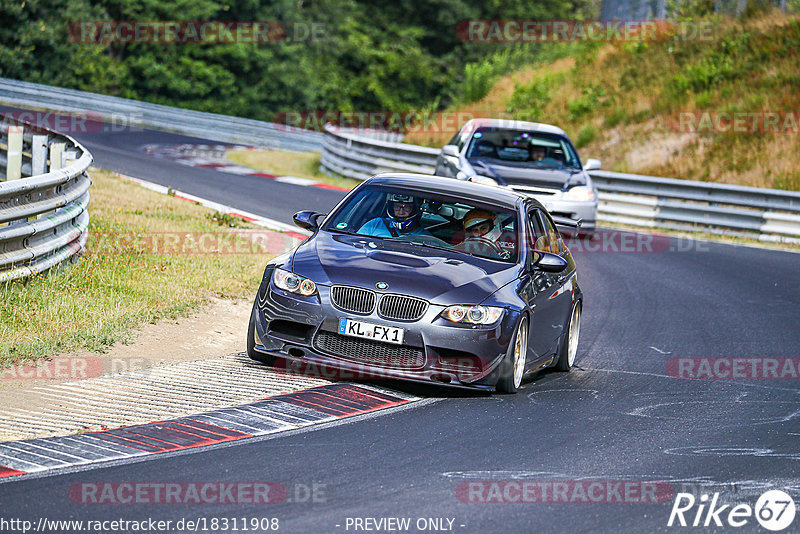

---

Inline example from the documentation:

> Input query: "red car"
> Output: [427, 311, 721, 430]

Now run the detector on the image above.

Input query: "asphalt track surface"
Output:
[2, 117, 800, 533]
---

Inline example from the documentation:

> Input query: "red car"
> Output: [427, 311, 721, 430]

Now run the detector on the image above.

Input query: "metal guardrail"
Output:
[592, 171, 800, 239]
[320, 125, 800, 240]
[5, 78, 796, 241]
[0, 77, 323, 153]
[0, 114, 92, 282]
[321, 125, 438, 180]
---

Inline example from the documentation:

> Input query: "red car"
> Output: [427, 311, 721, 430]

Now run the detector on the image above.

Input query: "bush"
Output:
[603, 108, 627, 128]
[575, 125, 598, 148]
[461, 62, 495, 103]
[567, 85, 606, 121]
[670, 55, 736, 93]
[506, 77, 551, 122]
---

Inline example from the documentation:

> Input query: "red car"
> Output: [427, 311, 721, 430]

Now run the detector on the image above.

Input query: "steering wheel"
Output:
[456, 237, 508, 258]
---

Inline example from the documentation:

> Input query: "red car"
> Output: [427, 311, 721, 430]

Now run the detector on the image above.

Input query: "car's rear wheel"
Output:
[247, 303, 275, 365]
[554, 302, 581, 371]
[496, 316, 528, 394]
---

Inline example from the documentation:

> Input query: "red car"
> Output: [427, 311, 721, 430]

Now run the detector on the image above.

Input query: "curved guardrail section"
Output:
[0, 77, 323, 153]
[320, 125, 800, 241]
[0, 115, 92, 282]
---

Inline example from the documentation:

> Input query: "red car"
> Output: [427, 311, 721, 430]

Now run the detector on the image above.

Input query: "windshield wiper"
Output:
[383, 237, 453, 253]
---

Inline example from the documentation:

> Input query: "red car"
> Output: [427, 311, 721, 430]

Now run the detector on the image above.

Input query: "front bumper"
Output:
[252, 282, 521, 389]
[509, 189, 597, 232]
[539, 197, 597, 232]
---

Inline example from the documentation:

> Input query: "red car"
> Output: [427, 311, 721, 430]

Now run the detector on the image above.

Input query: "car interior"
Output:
[325, 188, 519, 262]
[465, 129, 576, 167]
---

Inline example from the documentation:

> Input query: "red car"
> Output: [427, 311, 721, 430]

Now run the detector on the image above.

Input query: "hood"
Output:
[291, 232, 520, 304]
[470, 159, 586, 189]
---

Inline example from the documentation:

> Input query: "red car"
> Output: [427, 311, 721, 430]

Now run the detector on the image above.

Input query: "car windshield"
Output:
[465, 127, 581, 169]
[323, 185, 518, 263]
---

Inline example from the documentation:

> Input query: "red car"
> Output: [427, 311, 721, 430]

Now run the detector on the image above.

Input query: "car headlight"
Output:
[272, 268, 317, 296]
[563, 186, 597, 202]
[441, 305, 504, 325]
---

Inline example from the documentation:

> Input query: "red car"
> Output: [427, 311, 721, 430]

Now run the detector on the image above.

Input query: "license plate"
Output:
[338, 318, 404, 345]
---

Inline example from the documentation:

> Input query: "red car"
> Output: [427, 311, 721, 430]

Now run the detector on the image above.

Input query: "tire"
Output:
[247, 303, 275, 365]
[554, 302, 581, 371]
[496, 316, 529, 394]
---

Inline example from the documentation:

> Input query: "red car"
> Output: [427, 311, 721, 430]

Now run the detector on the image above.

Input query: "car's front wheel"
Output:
[247, 303, 275, 365]
[496, 316, 529, 394]
[554, 302, 581, 371]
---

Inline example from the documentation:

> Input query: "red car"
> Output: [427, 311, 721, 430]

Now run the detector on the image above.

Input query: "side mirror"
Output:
[293, 210, 324, 231]
[584, 158, 602, 171]
[533, 252, 568, 273]
[441, 145, 459, 158]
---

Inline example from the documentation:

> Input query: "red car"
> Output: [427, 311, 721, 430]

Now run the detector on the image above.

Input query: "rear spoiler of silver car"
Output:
[552, 216, 582, 229]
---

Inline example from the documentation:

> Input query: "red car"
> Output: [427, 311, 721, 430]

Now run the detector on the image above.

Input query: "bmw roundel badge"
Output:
[376, 282, 389, 290]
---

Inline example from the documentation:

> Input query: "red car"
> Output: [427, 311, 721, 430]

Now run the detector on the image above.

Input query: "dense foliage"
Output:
[0, 0, 598, 121]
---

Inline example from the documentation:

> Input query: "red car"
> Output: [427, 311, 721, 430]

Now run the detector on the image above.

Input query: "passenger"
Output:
[358, 193, 433, 238]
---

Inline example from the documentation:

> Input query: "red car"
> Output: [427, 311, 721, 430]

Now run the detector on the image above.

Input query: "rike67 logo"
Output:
[668, 490, 796, 531]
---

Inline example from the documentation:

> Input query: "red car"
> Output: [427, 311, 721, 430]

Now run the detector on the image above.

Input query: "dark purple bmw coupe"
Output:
[248, 173, 582, 393]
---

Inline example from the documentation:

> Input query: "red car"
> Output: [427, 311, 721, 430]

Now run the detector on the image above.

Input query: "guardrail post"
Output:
[49, 142, 65, 171]
[5, 125, 23, 181]
[36, 141, 67, 220]
[31, 134, 49, 175]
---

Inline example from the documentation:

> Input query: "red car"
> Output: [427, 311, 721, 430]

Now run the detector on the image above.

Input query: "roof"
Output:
[365, 173, 533, 209]
[465, 118, 568, 138]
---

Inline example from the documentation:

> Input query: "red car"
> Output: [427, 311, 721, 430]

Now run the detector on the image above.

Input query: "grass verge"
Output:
[226, 149, 361, 190]
[0, 169, 276, 365]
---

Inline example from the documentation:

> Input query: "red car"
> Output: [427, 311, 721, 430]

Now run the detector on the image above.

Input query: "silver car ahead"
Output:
[434, 118, 600, 236]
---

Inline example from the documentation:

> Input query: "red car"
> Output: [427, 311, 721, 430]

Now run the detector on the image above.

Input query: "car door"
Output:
[519, 208, 564, 359]
[536, 210, 574, 344]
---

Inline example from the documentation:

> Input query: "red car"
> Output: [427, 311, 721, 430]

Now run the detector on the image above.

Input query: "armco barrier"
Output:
[0, 77, 323, 152]
[0, 114, 92, 282]
[320, 125, 800, 241]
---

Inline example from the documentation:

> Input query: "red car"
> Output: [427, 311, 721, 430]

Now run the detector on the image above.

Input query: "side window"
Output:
[537, 211, 564, 255]
[446, 131, 460, 147]
[527, 209, 546, 256]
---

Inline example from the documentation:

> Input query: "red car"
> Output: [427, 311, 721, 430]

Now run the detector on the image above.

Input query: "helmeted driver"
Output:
[459, 208, 512, 259]
[358, 193, 433, 238]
